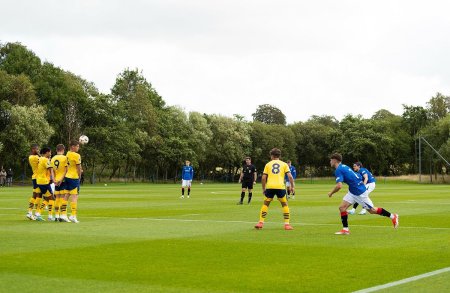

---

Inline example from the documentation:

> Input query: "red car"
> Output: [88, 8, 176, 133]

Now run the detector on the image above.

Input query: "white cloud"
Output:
[1, 0, 450, 122]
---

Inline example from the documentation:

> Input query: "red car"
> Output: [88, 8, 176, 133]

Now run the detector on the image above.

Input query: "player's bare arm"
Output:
[261, 173, 267, 193]
[76, 164, 82, 179]
[50, 168, 55, 183]
[287, 172, 294, 193]
[328, 182, 342, 197]
[363, 174, 368, 185]
[60, 166, 68, 185]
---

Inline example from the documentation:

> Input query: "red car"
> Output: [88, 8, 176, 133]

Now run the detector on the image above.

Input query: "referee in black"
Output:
[237, 157, 257, 204]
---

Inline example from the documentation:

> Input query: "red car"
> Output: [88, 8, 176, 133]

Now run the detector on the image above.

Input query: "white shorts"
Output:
[285, 181, 291, 188]
[182, 180, 192, 187]
[366, 182, 376, 194]
[343, 190, 374, 210]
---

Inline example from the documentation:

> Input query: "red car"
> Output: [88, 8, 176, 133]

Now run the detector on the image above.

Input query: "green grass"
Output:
[0, 182, 449, 293]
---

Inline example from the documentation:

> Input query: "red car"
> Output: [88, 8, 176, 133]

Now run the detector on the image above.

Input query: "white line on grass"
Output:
[388, 201, 450, 205]
[82, 216, 450, 230]
[352, 267, 450, 293]
[1, 214, 448, 230]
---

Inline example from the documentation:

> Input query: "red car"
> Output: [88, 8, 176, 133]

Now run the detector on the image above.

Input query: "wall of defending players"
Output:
[26, 137, 87, 223]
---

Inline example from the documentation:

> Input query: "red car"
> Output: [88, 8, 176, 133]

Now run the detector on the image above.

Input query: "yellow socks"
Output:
[48, 199, 54, 216]
[28, 197, 35, 213]
[34, 197, 42, 214]
[282, 205, 290, 224]
[70, 202, 77, 217]
[54, 198, 61, 218]
[60, 199, 68, 216]
[259, 205, 268, 222]
[40, 197, 49, 211]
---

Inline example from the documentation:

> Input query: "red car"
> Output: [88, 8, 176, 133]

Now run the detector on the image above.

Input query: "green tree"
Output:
[427, 92, 449, 121]
[290, 116, 339, 176]
[205, 115, 252, 180]
[33, 62, 93, 144]
[402, 104, 429, 136]
[150, 106, 193, 180]
[372, 110, 412, 174]
[250, 122, 296, 172]
[419, 115, 450, 179]
[0, 42, 41, 79]
[0, 70, 37, 106]
[339, 115, 395, 175]
[0, 105, 54, 170]
[188, 112, 213, 178]
[252, 104, 286, 125]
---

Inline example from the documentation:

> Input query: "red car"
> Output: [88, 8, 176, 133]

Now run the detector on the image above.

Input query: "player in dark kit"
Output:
[237, 157, 257, 204]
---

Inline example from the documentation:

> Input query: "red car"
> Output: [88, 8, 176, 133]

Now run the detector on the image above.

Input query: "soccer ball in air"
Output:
[79, 135, 89, 145]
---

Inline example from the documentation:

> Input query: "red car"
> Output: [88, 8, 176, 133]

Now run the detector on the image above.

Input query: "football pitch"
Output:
[0, 182, 449, 293]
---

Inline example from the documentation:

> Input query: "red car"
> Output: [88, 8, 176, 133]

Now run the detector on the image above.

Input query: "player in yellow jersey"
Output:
[26, 144, 40, 220]
[35, 147, 55, 221]
[51, 144, 68, 222]
[61, 140, 81, 223]
[255, 148, 295, 230]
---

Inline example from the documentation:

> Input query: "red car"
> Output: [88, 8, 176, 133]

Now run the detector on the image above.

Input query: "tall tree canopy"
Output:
[252, 104, 286, 125]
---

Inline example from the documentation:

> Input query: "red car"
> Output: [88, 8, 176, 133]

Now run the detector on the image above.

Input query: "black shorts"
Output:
[241, 181, 254, 189]
[264, 189, 287, 199]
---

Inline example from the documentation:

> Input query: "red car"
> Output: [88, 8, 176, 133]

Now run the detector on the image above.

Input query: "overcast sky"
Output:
[1, 0, 450, 122]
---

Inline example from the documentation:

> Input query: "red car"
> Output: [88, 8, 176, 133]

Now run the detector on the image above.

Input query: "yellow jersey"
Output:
[51, 154, 68, 182]
[263, 159, 290, 189]
[29, 155, 39, 179]
[36, 157, 52, 185]
[66, 151, 81, 179]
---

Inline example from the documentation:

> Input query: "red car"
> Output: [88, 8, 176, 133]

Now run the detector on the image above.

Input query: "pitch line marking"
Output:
[83, 216, 450, 230]
[0, 214, 448, 230]
[352, 266, 450, 293]
[388, 201, 450, 205]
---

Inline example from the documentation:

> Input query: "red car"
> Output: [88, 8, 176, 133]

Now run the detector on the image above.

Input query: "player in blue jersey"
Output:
[285, 160, 297, 199]
[181, 160, 194, 198]
[349, 162, 376, 215]
[327, 153, 398, 235]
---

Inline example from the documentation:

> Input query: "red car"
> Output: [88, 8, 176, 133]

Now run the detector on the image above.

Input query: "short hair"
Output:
[270, 148, 281, 158]
[287, 160, 292, 163]
[56, 144, 65, 152]
[40, 147, 51, 155]
[245, 157, 251, 160]
[354, 161, 363, 167]
[70, 140, 79, 147]
[31, 144, 39, 150]
[330, 153, 342, 162]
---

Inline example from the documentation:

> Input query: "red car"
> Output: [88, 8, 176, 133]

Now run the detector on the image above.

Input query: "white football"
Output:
[79, 135, 89, 144]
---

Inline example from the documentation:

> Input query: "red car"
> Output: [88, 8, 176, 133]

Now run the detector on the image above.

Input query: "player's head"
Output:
[185, 160, 190, 166]
[330, 153, 342, 168]
[31, 144, 39, 155]
[56, 144, 65, 154]
[287, 160, 292, 166]
[245, 157, 251, 165]
[70, 140, 80, 152]
[270, 148, 281, 159]
[40, 147, 51, 157]
[353, 161, 363, 172]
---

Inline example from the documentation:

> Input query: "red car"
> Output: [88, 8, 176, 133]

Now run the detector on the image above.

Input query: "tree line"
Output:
[1, 42, 449, 182]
